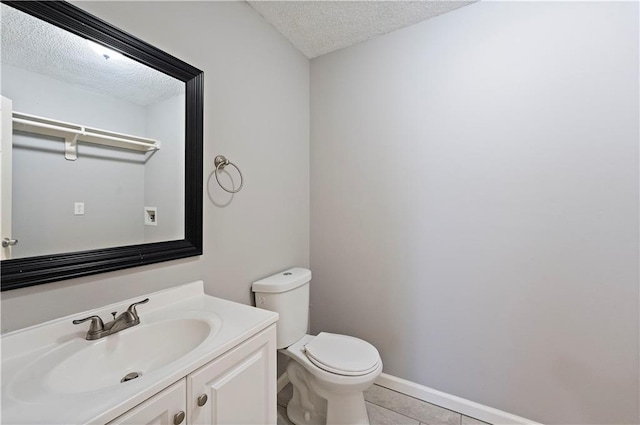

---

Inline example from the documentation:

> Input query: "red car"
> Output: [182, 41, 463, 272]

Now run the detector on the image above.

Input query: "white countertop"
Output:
[1, 281, 279, 424]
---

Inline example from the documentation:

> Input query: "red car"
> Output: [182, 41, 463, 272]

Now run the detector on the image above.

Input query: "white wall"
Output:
[4, 64, 146, 257]
[310, 2, 638, 424]
[144, 93, 185, 243]
[1, 64, 147, 133]
[1, 2, 309, 335]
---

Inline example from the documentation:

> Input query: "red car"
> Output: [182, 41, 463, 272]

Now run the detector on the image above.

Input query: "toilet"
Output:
[252, 268, 382, 425]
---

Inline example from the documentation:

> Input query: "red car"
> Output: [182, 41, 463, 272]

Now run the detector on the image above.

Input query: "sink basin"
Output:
[46, 318, 212, 393]
[1, 281, 279, 425]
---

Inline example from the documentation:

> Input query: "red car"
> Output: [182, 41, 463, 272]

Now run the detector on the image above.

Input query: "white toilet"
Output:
[252, 268, 382, 425]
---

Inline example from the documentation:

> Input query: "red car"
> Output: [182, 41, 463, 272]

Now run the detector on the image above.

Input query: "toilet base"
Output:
[287, 360, 326, 425]
[285, 360, 371, 425]
[323, 391, 368, 425]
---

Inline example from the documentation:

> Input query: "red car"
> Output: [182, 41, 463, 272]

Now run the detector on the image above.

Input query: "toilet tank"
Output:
[252, 268, 311, 349]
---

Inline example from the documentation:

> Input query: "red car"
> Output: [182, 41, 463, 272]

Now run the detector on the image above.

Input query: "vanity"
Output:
[1, 282, 279, 424]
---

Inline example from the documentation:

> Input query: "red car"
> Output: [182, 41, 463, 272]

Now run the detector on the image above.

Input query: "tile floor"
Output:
[277, 383, 491, 425]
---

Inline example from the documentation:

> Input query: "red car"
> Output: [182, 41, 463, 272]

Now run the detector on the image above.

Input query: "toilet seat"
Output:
[303, 332, 380, 376]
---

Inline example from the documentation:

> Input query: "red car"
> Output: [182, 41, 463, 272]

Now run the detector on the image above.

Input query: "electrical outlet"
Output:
[74, 202, 84, 215]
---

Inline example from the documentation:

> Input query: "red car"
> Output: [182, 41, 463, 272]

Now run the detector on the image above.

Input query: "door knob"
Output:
[197, 394, 208, 407]
[2, 238, 17, 247]
[173, 411, 185, 425]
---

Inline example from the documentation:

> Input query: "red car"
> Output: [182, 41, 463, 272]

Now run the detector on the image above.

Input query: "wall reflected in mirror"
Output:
[1, 4, 186, 259]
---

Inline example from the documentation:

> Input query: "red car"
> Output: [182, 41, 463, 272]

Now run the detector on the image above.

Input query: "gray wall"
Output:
[310, 2, 638, 424]
[144, 93, 185, 243]
[4, 64, 146, 257]
[1, 1, 310, 335]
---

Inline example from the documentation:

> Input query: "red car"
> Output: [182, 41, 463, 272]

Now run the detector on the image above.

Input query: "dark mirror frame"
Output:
[1, 1, 203, 291]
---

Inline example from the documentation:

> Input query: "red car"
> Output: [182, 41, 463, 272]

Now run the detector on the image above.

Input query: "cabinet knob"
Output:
[173, 411, 185, 425]
[197, 394, 208, 407]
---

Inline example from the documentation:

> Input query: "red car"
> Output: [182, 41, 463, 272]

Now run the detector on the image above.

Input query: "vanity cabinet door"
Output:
[108, 379, 187, 425]
[187, 325, 276, 425]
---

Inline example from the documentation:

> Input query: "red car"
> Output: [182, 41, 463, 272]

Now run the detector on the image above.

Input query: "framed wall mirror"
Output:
[0, 1, 203, 290]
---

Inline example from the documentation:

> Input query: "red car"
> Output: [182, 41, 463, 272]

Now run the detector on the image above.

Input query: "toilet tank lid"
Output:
[252, 268, 311, 293]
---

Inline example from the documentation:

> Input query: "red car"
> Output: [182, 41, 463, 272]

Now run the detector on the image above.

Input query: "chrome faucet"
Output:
[73, 298, 149, 340]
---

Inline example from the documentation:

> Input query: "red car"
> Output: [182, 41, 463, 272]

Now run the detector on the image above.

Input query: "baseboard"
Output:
[277, 372, 290, 393]
[375, 373, 542, 425]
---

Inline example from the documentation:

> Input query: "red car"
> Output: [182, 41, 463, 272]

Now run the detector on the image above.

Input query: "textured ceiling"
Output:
[1, 1, 476, 104]
[247, 1, 477, 58]
[1, 4, 184, 107]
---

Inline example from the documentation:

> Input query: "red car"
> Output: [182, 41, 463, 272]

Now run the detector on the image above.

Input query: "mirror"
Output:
[3, 4, 186, 258]
[0, 1, 203, 290]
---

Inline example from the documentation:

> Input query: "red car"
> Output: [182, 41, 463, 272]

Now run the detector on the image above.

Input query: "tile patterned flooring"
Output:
[277, 383, 491, 425]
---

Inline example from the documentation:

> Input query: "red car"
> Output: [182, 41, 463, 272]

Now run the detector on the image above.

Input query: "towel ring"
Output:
[214, 155, 243, 193]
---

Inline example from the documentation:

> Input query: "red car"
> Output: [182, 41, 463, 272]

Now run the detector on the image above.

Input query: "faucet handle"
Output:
[126, 298, 149, 319]
[72, 315, 105, 333]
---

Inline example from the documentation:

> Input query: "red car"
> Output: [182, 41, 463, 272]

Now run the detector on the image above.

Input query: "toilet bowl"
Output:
[252, 268, 383, 425]
[282, 333, 382, 425]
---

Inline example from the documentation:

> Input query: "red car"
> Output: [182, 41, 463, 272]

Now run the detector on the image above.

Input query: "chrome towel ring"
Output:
[214, 155, 243, 193]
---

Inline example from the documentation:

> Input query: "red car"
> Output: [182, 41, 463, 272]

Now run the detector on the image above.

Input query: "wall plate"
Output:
[144, 206, 157, 226]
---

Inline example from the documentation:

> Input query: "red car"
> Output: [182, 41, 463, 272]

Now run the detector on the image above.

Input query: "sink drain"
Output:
[121, 372, 142, 383]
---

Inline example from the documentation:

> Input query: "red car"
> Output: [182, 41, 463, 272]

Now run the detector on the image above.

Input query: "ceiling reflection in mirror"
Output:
[1, 4, 186, 259]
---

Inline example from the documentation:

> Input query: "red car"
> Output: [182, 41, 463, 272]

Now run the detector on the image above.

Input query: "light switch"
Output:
[74, 202, 85, 215]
